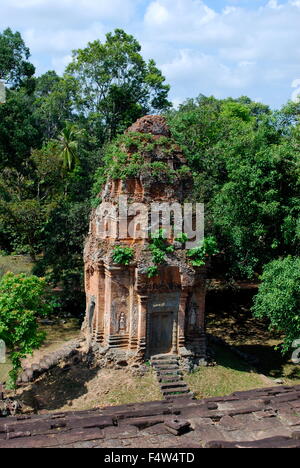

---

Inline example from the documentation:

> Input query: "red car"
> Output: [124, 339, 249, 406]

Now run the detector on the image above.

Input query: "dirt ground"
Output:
[12, 364, 162, 413]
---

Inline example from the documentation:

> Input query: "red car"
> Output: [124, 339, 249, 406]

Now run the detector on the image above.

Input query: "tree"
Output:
[66, 29, 171, 141]
[167, 95, 298, 278]
[0, 88, 41, 171]
[0, 199, 45, 260]
[34, 72, 76, 140]
[0, 142, 66, 256]
[0, 273, 53, 386]
[55, 122, 85, 171]
[252, 257, 300, 353]
[33, 200, 90, 315]
[0, 28, 35, 89]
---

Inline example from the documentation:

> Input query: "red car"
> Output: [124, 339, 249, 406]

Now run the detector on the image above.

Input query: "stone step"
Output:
[108, 345, 129, 349]
[157, 370, 183, 377]
[108, 339, 129, 344]
[158, 376, 183, 383]
[151, 355, 178, 361]
[161, 382, 187, 390]
[165, 392, 195, 400]
[163, 387, 190, 396]
[152, 364, 179, 371]
[152, 361, 179, 368]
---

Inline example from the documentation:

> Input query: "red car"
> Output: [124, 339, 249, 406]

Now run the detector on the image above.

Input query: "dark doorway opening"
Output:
[149, 311, 174, 356]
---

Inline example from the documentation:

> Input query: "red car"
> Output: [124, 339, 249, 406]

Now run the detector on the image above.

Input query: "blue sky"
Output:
[1, 0, 300, 108]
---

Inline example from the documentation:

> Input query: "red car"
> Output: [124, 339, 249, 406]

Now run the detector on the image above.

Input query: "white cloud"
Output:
[144, 0, 218, 38]
[4, 0, 136, 23]
[144, 2, 170, 26]
[223, 6, 237, 15]
[51, 54, 73, 74]
[291, 78, 300, 102]
[267, 0, 284, 9]
[142, 0, 300, 107]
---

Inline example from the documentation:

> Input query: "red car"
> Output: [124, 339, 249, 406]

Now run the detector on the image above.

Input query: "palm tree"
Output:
[56, 122, 84, 171]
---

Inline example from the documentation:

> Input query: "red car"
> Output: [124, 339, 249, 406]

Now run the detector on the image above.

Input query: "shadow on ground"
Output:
[206, 287, 300, 383]
[17, 363, 99, 412]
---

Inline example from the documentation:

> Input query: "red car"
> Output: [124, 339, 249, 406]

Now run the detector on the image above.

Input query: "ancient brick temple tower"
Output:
[83, 115, 207, 370]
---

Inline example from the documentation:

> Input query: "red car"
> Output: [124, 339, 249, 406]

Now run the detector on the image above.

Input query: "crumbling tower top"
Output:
[126, 115, 171, 138]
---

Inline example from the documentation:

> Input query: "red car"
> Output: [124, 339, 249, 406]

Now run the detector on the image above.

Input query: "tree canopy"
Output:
[66, 29, 171, 141]
[0, 28, 35, 89]
[167, 95, 300, 279]
[0, 273, 53, 386]
[252, 257, 300, 353]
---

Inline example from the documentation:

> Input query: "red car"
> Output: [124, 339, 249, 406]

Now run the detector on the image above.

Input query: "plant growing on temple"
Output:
[0, 273, 54, 388]
[147, 229, 175, 278]
[146, 266, 159, 278]
[175, 233, 189, 244]
[252, 256, 300, 354]
[112, 246, 135, 265]
[187, 236, 219, 267]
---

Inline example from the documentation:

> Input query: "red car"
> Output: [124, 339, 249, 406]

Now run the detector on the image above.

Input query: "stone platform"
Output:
[1, 385, 300, 448]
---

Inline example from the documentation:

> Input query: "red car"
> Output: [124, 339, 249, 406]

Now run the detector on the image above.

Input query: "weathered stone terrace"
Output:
[1, 385, 300, 448]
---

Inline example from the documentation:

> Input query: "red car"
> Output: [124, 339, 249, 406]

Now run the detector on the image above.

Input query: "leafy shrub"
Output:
[252, 256, 300, 353]
[0, 273, 54, 387]
[147, 229, 175, 277]
[187, 236, 219, 266]
[175, 233, 189, 244]
[146, 266, 159, 278]
[92, 132, 192, 198]
[112, 246, 134, 265]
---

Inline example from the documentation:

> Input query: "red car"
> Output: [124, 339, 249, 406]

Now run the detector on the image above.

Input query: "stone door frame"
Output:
[146, 307, 178, 358]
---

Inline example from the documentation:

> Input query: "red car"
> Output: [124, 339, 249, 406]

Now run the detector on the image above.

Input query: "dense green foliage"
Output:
[0, 28, 35, 89]
[0, 273, 53, 386]
[66, 29, 171, 141]
[146, 229, 175, 278]
[167, 96, 300, 279]
[252, 257, 300, 353]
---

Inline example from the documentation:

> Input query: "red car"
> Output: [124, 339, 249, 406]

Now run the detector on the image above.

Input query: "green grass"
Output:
[186, 344, 270, 399]
[0, 255, 34, 280]
[12, 366, 162, 413]
[0, 360, 12, 383]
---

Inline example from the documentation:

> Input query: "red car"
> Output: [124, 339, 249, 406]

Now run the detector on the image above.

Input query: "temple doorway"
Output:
[149, 311, 174, 356]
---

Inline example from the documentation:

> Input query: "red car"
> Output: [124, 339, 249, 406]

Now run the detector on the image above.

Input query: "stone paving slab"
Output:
[0, 385, 300, 448]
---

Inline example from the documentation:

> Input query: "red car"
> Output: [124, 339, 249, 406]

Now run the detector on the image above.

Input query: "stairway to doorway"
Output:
[151, 355, 194, 400]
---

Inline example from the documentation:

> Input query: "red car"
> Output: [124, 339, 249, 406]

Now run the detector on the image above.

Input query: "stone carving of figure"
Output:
[0, 340, 6, 364]
[119, 312, 127, 335]
[189, 303, 198, 330]
[88, 301, 96, 330]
